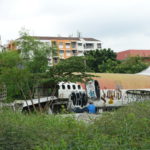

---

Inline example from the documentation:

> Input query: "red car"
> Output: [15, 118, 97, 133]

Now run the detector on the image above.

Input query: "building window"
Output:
[52, 41, 56, 46]
[97, 43, 101, 49]
[72, 50, 77, 56]
[59, 50, 64, 54]
[78, 43, 82, 46]
[59, 50, 64, 58]
[71, 42, 76, 48]
[66, 43, 70, 48]
[53, 57, 59, 64]
[85, 43, 94, 49]
[59, 42, 63, 48]
[66, 50, 71, 56]
[78, 51, 83, 54]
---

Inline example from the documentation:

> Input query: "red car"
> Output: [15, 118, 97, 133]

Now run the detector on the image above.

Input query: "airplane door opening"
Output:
[94, 80, 100, 99]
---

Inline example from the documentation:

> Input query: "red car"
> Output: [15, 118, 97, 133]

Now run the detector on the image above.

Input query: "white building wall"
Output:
[76, 39, 101, 55]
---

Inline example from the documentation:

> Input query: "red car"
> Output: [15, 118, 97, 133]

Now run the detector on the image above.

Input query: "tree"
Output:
[0, 31, 53, 112]
[98, 59, 120, 73]
[116, 56, 148, 73]
[84, 48, 117, 72]
[46, 56, 92, 85]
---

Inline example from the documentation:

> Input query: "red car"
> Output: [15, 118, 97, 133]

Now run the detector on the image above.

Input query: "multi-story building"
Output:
[7, 36, 101, 65]
[27, 36, 102, 59]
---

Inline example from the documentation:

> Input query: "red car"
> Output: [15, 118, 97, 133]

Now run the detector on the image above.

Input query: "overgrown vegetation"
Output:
[1, 100, 150, 149]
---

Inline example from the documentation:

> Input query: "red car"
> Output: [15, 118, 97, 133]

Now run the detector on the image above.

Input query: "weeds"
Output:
[0, 101, 150, 149]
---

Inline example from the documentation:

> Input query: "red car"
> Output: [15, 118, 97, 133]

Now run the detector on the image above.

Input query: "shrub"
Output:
[0, 101, 150, 149]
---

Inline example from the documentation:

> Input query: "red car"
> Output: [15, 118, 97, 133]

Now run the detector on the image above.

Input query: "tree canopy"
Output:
[84, 48, 117, 72]
[84, 49, 148, 73]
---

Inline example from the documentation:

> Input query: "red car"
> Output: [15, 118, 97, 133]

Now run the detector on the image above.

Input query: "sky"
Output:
[0, 0, 150, 52]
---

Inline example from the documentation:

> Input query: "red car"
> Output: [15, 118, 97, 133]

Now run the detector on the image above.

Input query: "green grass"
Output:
[0, 101, 150, 149]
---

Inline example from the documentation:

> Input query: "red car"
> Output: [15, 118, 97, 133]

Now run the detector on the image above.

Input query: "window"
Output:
[71, 42, 76, 48]
[67, 85, 71, 89]
[59, 50, 64, 54]
[66, 50, 71, 56]
[78, 43, 82, 46]
[85, 43, 94, 49]
[59, 42, 63, 48]
[53, 57, 59, 64]
[72, 50, 77, 56]
[59, 50, 64, 53]
[72, 85, 76, 89]
[97, 43, 101, 49]
[66, 43, 70, 48]
[78, 85, 81, 89]
[78, 51, 83, 54]
[62, 85, 65, 89]
[52, 41, 56, 46]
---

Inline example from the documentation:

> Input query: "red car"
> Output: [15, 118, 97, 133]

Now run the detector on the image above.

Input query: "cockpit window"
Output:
[72, 85, 76, 89]
[67, 85, 71, 89]
[62, 85, 65, 89]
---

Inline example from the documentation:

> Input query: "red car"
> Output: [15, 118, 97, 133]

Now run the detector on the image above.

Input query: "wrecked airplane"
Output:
[3, 73, 150, 113]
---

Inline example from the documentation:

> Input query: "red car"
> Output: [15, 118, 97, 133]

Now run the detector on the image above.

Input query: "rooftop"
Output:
[117, 49, 150, 60]
[31, 36, 100, 41]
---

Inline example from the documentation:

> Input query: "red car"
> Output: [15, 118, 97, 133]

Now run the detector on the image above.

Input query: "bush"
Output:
[0, 101, 150, 149]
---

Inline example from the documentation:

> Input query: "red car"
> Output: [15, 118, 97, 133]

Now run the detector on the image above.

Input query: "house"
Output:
[7, 36, 102, 59]
[117, 49, 150, 61]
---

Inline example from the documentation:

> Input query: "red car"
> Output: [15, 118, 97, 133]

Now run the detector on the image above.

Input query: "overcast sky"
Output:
[1, 0, 150, 51]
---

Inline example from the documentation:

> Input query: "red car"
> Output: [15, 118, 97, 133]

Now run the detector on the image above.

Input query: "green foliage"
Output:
[85, 49, 148, 73]
[17, 31, 51, 73]
[1, 100, 150, 149]
[0, 51, 29, 102]
[0, 51, 21, 68]
[84, 48, 117, 72]
[116, 56, 148, 73]
[98, 59, 121, 73]
[46, 56, 93, 86]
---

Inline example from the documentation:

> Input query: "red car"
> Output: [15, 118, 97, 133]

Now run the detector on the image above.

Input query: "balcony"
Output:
[84, 43, 94, 49]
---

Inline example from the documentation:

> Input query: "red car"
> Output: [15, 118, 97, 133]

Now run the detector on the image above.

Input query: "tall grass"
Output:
[0, 101, 150, 149]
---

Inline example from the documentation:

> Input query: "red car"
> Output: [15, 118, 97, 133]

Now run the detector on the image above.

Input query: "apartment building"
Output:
[7, 36, 101, 65]
[31, 36, 102, 59]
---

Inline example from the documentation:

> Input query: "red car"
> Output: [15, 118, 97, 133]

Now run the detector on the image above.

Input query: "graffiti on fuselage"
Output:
[100, 89, 122, 104]
[86, 81, 97, 99]
[100, 89, 150, 104]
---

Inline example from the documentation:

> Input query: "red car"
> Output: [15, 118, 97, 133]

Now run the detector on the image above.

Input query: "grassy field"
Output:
[0, 101, 150, 150]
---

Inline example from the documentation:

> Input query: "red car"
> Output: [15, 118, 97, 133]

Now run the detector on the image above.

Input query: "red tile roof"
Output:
[117, 49, 150, 60]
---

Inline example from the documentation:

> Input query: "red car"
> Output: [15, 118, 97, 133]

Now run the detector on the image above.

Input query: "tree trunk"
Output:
[17, 83, 31, 113]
